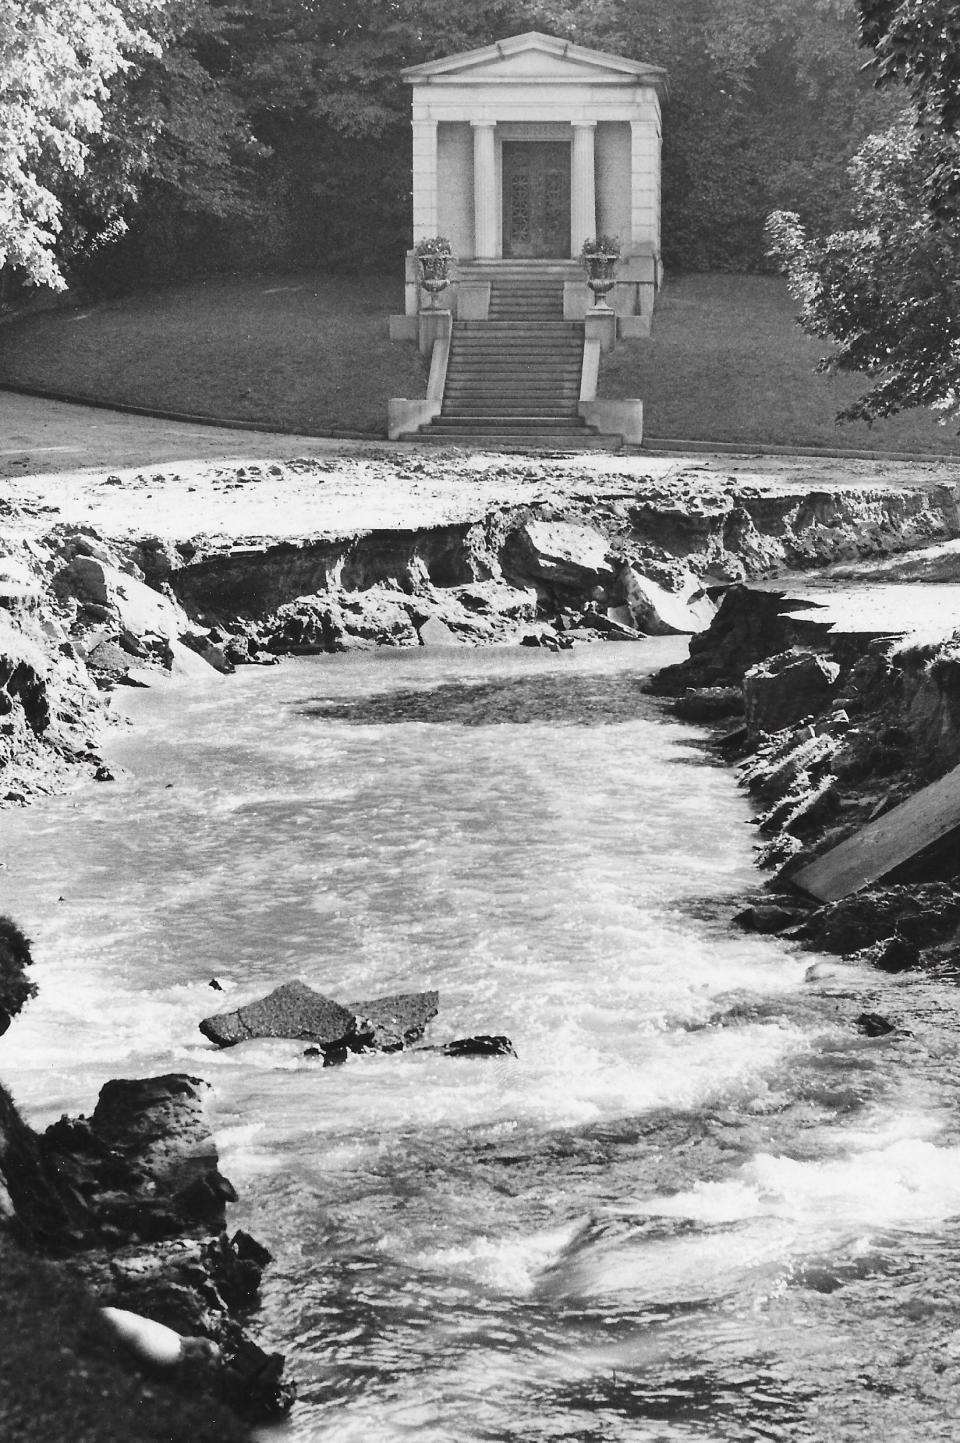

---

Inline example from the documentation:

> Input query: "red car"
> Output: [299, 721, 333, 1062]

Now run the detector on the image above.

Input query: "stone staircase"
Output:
[401, 264, 623, 451]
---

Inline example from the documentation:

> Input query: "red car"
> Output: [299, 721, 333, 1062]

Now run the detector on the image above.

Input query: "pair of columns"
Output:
[472, 120, 596, 258]
[412, 119, 597, 259]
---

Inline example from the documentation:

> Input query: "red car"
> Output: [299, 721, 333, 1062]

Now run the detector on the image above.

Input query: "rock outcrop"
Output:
[0, 915, 293, 1430]
[653, 582, 960, 970]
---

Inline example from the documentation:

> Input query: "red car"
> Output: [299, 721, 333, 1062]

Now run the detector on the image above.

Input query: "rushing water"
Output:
[5, 640, 960, 1442]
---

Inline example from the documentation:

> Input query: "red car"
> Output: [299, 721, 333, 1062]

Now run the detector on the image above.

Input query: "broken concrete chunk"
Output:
[417, 616, 459, 646]
[792, 759, 960, 902]
[621, 566, 715, 636]
[510, 521, 615, 591]
[348, 990, 439, 1050]
[200, 981, 441, 1055]
[199, 981, 357, 1048]
[56, 556, 186, 638]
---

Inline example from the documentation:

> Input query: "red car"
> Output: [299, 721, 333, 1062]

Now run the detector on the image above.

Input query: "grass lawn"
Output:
[2, 268, 959, 454]
[0, 272, 427, 436]
[601, 272, 960, 455]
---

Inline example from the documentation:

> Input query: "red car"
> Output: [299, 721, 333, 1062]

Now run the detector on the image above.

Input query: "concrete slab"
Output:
[792, 760, 960, 901]
[762, 583, 960, 644]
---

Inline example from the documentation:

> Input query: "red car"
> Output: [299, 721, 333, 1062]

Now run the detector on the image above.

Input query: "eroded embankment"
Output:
[651, 578, 960, 979]
[3, 469, 958, 807]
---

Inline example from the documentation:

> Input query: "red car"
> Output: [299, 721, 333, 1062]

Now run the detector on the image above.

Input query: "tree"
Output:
[767, 0, 960, 425]
[0, 0, 158, 288]
[64, 1, 273, 286]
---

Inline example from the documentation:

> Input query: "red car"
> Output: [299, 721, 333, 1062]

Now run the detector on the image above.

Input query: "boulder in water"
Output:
[200, 981, 357, 1048]
[349, 991, 439, 1050]
[201, 981, 440, 1055]
[439, 1035, 516, 1058]
[417, 616, 460, 646]
[733, 903, 806, 934]
[855, 1011, 897, 1037]
[621, 566, 715, 636]
[673, 686, 743, 722]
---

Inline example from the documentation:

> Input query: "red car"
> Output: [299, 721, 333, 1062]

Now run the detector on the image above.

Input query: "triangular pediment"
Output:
[402, 31, 666, 88]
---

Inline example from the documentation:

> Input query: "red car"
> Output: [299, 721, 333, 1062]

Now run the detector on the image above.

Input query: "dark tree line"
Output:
[2, 0, 900, 291]
[768, 0, 960, 426]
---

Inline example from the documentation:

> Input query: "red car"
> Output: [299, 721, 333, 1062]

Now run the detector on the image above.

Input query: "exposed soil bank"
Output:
[4, 454, 959, 807]
[651, 575, 960, 977]
[3, 448, 960, 1435]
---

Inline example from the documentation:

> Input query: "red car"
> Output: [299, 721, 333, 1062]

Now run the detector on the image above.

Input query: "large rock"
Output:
[349, 991, 439, 1050]
[417, 616, 459, 646]
[56, 556, 185, 639]
[200, 981, 440, 1055]
[743, 648, 840, 737]
[199, 981, 357, 1048]
[43, 1074, 237, 1241]
[506, 521, 616, 593]
[621, 565, 716, 636]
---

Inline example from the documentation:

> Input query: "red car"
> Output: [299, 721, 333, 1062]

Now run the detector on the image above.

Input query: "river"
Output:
[4, 640, 960, 1442]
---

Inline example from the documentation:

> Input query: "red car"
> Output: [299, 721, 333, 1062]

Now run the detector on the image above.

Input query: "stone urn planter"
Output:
[415, 237, 454, 309]
[580, 236, 621, 309]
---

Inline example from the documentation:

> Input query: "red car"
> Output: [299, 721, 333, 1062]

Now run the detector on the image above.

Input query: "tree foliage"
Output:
[3, 0, 911, 287]
[768, 0, 960, 425]
[0, 0, 158, 287]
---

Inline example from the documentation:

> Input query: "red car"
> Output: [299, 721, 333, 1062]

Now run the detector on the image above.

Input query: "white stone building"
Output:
[394, 30, 667, 334]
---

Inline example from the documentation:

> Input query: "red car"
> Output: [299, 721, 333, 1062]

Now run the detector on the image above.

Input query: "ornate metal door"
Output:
[502, 142, 571, 258]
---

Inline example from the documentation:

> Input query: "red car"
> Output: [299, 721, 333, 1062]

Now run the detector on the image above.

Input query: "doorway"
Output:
[501, 141, 571, 258]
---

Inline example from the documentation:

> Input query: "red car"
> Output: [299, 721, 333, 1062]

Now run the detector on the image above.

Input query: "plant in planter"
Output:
[414, 237, 454, 308]
[579, 235, 621, 308]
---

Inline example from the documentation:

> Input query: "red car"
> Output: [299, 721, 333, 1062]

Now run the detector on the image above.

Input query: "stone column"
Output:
[411, 119, 439, 240]
[571, 121, 597, 255]
[472, 121, 498, 259]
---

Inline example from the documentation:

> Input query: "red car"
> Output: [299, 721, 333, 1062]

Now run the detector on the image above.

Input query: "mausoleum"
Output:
[388, 31, 666, 449]
[394, 30, 666, 329]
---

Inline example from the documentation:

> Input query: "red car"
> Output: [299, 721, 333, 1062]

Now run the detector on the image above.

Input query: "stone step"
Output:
[431, 418, 589, 431]
[445, 403, 582, 412]
[400, 432, 624, 452]
[444, 387, 582, 397]
[447, 365, 581, 374]
[449, 353, 581, 363]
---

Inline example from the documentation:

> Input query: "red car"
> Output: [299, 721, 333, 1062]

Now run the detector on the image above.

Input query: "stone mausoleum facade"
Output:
[392, 31, 667, 335]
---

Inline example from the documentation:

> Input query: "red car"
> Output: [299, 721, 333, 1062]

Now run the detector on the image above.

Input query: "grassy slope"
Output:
[2, 269, 959, 453]
[0, 273, 427, 436]
[601, 273, 960, 455]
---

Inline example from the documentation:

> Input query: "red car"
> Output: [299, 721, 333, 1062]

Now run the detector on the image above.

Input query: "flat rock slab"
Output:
[200, 981, 356, 1047]
[771, 583, 960, 643]
[349, 991, 439, 1050]
[514, 521, 615, 590]
[200, 980, 439, 1052]
[792, 758, 960, 902]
